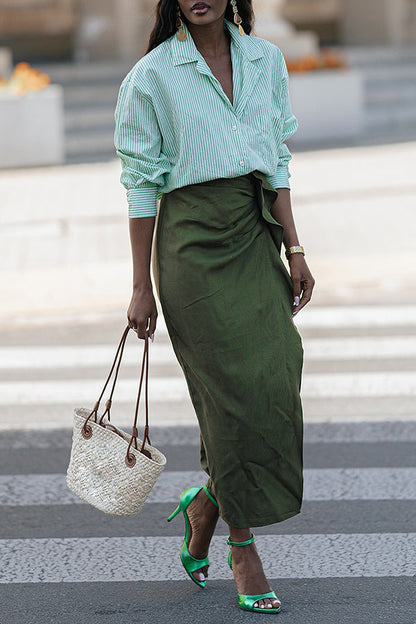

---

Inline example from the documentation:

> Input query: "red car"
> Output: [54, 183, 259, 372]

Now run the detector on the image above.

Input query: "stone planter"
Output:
[288, 69, 364, 146]
[0, 85, 65, 168]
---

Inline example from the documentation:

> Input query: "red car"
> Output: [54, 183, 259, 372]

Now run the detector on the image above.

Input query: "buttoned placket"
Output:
[229, 113, 245, 170]
[229, 41, 247, 172]
[194, 37, 248, 173]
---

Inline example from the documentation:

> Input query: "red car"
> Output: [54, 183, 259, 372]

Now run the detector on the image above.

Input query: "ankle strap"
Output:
[226, 533, 255, 547]
[203, 485, 219, 508]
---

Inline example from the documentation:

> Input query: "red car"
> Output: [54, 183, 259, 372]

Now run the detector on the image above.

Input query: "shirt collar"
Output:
[171, 18, 264, 66]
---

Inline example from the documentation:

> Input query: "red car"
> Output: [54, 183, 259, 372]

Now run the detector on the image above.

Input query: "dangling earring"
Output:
[176, 4, 187, 41]
[230, 0, 245, 36]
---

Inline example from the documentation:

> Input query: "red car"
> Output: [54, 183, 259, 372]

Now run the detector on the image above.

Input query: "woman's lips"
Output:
[191, 3, 210, 15]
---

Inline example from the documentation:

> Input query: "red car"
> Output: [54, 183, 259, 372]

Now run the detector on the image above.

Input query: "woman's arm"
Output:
[271, 188, 315, 316]
[127, 216, 158, 339]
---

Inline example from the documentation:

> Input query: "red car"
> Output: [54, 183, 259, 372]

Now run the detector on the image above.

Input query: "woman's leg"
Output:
[228, 526, 281, 610]
[185, 488, 219, 582]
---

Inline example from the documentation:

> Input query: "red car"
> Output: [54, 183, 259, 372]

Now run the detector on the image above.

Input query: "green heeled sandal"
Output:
[227, 533, 282, 613]
[167, 485, 219, 588]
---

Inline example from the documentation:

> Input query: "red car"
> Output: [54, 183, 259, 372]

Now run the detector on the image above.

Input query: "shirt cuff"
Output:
[127, 186, 158, 218]
[266, 166, 291, 190]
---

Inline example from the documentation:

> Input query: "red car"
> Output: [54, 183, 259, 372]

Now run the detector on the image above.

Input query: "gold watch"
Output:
[285, 245, 305, 260]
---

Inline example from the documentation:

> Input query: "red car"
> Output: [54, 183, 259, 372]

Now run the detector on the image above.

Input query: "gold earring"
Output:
[176, 4, 187, 40]
[230, 0, 245, 36]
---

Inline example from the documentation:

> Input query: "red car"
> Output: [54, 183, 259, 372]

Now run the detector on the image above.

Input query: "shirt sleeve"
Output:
[114, 74, 171, 218]
[266, 49, 298, 190]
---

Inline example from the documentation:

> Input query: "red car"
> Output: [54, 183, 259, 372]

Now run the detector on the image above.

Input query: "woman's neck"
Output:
[186, 17, 230, 59]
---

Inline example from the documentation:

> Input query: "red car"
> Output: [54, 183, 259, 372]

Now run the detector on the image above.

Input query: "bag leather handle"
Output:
[82, 326, 151, 464]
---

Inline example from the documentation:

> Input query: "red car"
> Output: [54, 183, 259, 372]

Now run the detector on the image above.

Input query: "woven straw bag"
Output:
[66, 326, 167, 516]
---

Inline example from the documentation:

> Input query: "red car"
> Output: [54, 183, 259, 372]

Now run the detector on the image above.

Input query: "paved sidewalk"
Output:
[0, 140, 415, 325]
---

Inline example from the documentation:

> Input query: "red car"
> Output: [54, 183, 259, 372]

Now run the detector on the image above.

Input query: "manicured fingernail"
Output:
[294, 296, 300, 306]
[151, 332, 155, 342]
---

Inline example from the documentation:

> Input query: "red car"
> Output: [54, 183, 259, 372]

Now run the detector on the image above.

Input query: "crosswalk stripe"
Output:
[1, 468, 415, 507]
[0, 371, 414, 405]
[304, 336, 416, 359]
[9, 306, 416, 331]
[301, 371, 416, 397]
[294, 306, 416, 329]
[0, 344, 176, 369]
[1, 533, 414, 583]
[1, 335, 416, 369]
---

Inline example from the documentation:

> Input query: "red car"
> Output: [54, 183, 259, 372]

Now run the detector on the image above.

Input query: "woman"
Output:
[114, 0, 315, 613]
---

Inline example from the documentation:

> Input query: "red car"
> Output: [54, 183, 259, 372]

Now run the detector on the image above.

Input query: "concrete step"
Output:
[364, 103, 416, 128]
[65, 130, 117, 159]
[363, 66, 416, 84]
[62, 84, 120, 109]
[365, 83, 416, 106]
[345, 45, 416, 67]
[362, 124, 416, 144]
[38, 62, 130, 86]
[65, 108, 115, 132]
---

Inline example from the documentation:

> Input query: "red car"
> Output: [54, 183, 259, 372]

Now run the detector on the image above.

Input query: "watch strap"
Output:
[285, 245, 305, 259]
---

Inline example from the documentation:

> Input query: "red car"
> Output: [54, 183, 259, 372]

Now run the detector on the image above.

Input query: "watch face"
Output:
[286, 246, 304, 258]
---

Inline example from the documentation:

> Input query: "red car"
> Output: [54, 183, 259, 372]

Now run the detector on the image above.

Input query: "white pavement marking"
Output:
[0, 344, 176, 369]
[294, 306, 416, 329]
[0, 371, 415, 405]
[1, 335, 416, 369]
[304, 336, 416, 360]
[1, 468, 415, 507]
[0, 533, 414, 583]
[301, 371, 416, 398]
[3, 307, 416, 332]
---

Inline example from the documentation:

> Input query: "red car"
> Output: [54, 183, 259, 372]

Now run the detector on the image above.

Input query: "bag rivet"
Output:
[82, 424, 93, 439]
[125, 453, 136, 468]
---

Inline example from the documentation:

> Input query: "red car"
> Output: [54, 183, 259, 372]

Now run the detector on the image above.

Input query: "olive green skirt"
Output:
[154, 170, 304, 528]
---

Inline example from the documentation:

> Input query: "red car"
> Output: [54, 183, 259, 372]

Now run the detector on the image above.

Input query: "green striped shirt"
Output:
[114, 18, 298, 218]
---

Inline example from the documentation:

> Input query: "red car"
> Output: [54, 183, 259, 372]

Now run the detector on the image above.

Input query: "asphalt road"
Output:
[0, 312, 415, 624]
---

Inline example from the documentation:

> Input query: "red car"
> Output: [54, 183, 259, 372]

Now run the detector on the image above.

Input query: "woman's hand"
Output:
[288, 254, 315, 316]
[127, 284, 158, 340]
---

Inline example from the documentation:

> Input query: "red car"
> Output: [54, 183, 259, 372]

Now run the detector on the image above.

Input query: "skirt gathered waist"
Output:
[153, 170, 304, 528]
[158, 169, 286, 253]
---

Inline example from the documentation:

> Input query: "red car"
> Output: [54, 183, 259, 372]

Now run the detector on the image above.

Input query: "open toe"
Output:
[192, 570, 206, 583]
[226, 534, 282, 613]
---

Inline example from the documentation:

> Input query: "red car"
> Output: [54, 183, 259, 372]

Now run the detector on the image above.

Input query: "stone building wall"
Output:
[282, 0, 416, 45]
[0, 0, 78, 60]
[0, 0, 155, 62]
[340, 0, 416, 45]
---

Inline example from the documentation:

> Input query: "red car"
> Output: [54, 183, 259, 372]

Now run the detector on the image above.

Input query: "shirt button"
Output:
[240, 160, 245, 167]
[232, 125, 237, 131]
